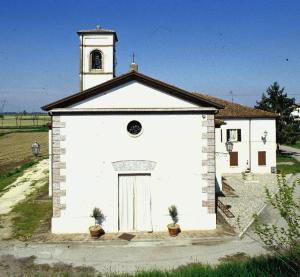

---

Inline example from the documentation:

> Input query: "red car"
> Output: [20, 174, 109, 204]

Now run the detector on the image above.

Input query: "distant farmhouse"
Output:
[291, 103, 300, 121]
[42, 27, 277, 234]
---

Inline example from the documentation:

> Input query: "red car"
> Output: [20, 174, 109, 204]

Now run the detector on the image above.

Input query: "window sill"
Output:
[90, 69, 104, 72]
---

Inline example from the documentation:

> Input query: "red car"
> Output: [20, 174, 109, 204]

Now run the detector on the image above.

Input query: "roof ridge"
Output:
[78, 28, 116, 33]
[192, 92, 277, 118]
[198, 92, 257, 108]
[42, 71, 223, 111]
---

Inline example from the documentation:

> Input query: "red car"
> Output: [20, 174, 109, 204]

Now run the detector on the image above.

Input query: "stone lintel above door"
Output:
[112, 160, 156, 171]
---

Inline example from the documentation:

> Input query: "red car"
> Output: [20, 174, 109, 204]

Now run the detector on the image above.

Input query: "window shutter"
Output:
[229, 152, 238, 166]
[226, 129, 230, 141]
[258, 151, 266, 166]
[238, 129, 241, 142]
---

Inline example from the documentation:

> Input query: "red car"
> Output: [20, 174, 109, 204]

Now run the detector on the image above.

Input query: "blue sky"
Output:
[0, 0, 300, 112]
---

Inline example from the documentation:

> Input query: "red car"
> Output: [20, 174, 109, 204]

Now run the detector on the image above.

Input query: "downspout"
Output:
[249, 119, 252, 171]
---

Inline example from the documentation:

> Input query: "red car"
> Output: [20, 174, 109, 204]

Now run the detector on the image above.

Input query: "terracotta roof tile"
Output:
[192, 93, 277, 119]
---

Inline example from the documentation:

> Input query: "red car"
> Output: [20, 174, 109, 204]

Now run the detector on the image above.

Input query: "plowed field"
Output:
[0, 132, 48, 174]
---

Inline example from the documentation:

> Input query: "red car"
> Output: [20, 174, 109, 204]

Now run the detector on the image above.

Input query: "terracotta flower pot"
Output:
[167, 224, 181, 237]
[89, 225, 105, 238]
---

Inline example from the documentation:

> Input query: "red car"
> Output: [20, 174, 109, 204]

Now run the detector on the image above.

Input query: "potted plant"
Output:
[89, 207, 105, 238]
[167, 205, 180, 236]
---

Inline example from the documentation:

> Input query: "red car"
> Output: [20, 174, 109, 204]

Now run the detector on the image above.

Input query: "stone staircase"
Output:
[216, 176, 237, 219]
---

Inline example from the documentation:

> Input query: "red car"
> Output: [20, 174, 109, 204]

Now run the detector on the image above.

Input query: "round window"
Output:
[127, 120, 142, 136]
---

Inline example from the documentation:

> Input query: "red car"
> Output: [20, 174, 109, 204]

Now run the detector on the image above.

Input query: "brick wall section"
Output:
[52, 116, 66, 218]
[201, 114, 216, 214]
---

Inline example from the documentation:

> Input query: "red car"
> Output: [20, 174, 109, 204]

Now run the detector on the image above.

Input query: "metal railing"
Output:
[217, 199, 235, 218]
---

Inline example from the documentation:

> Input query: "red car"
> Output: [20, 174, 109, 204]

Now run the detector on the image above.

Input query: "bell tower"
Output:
[78, 27, 118, 91]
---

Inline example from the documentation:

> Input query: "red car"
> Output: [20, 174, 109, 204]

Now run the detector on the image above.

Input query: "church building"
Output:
[42, 27, 277, 234]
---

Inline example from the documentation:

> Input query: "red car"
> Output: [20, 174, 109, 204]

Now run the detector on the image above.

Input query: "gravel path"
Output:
[0, 159, 49, 215]
[280, 144, 300, 162]
[246, 173, 300, 240]
[0, 237, 268, 274]
[220, 173, 280, 232]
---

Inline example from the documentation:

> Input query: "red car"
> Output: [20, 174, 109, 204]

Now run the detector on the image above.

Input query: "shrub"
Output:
[253, 175, 300, 255]
[168, 205, 178, 226]
[90, 207, 105, 226]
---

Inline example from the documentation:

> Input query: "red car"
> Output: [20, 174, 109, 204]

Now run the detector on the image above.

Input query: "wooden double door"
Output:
[118, 174, 152, 232]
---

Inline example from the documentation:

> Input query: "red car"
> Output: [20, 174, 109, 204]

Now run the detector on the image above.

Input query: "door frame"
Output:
[118, 173, 151, 232]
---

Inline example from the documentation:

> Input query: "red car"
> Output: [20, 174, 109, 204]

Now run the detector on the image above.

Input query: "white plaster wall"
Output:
[82, 74, 113, 91]
[71, 81, 200, 109]
[215, 118, 276, 190]
[250, 119, 276, 173]
[82, 34, 114, 46]
[52, 114, 215, 233]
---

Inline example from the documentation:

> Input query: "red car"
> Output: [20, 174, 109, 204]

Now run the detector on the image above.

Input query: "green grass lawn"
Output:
[0, 127, 48, 136]
[0, 114, 49, 136]
[11, 182, 51, 240]
[0, 160, 38, 192]
[0, 114, 50, 128]
[277, 152, 300, 174]
[291, 140, 300, 150]
[117, 252, 299, 277]
[277, 153, 294, 163]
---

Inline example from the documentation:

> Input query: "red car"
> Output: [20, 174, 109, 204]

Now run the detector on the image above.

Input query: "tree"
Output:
[251, 176, 300, 274]
[253, 176, 300, 255]
[255, 82, 300, 146]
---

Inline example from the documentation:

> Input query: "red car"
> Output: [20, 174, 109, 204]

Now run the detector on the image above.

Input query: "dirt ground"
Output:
[0, 132, 48, 174]
[0, 255, 96, 277]
[0, 213, 14, 241]
[32, 226, 234, 243]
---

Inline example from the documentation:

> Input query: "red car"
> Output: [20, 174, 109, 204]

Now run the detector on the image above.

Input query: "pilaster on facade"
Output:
[201, 114, 216, 214]
[51, 116, 66, 218]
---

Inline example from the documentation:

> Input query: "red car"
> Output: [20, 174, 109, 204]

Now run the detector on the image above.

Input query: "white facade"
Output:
[50, 82, 217, 233]
[215, 118, 277, 190]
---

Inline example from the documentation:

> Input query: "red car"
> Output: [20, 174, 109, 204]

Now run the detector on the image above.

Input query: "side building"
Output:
[195, 94, 277, 191]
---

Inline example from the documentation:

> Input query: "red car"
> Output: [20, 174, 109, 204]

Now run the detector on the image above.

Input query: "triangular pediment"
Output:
[70, 81, 203, 109]
[42, 71, 223, 111]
